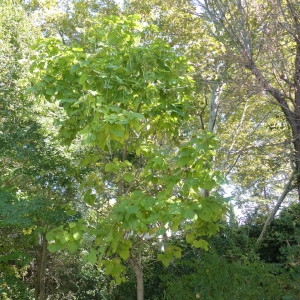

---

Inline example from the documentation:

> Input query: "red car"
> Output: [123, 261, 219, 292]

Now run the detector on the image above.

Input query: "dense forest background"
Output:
[1, 0, 300, 299]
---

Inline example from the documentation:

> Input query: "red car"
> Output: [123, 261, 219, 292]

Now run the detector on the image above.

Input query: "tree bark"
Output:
[35, 233, 48, 300]
[129, 253, 144, 300]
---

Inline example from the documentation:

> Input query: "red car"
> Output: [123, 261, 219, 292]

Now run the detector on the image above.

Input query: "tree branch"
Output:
[256, 172, 295, 245]
[245, 59, 296, 128]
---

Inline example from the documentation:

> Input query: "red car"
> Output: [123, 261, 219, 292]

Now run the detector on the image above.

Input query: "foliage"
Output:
[30, 14, 195, 147]
[159, 251, 299, 300]
[2, 0, 300, 298]
[42, 251, 116, 300]
[256, 203, 300, 266]
[30, 14, 226, 290]
[0, 1, 81, 298]
[106, 232, 300, 300]
[24, 0, 120, 44]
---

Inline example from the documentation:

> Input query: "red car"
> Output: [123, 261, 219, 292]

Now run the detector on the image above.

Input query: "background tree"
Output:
[0, 1, 81, 299]
[185, 0, 300, 242]
[25, 0, 120, 44]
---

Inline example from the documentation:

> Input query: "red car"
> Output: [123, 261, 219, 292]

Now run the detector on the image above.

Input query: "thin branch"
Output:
[224, 106, 275, 175]
[256, 172, 295, 245]
[245, 60, 296, 127]
[228, 99, 249, 153]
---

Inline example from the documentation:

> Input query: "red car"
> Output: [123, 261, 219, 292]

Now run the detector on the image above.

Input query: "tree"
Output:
[180, 1, 300, 246]
[23, 0, 121, 44]
[194, 0, 300, 197]
[30, 14, 226, 300]
[0, 2, 81, 299]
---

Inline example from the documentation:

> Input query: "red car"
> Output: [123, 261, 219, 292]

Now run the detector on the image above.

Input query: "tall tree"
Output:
[30, 15, 226, 300]
[194, 0, 300, 203]
[177, 1, 300, 245]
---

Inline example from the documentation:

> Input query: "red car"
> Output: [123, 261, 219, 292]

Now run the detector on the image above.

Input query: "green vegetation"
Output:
[1, 0, 300, 299]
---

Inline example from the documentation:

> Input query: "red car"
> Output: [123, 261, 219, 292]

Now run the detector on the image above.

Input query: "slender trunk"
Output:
[204, 80, 223, 198]
[293, 138, 300, 200]
[129, 253, 144, 300]
[122, 144, 145, 299]
[257, 172, 295, 245]
[208, 81, 223, 134]
[35, 233, 48, 300]
[291, 36, 300, 201]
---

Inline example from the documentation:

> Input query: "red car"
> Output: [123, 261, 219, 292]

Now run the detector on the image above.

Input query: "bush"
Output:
[159, 252, 299, 300]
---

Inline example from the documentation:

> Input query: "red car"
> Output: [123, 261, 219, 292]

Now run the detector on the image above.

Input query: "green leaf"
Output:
[157, 253, 172, 267]
[46, 230, 55, 241]
[68, 222, 77, 229]
[72, 47, 83, 52]
[103, 258, 125, 278]
[48, 242, 63, 253]
[186, 233, 195, 244]
[46, 87, 55, 95]
[86, 249, 98, 265]
[109, 124, 126, 137]
[119, 247, 130, 260]
[43, 75, 53, 82]
[66, 241, 80, 253]
[198, 209, 212, 222]
[192, 239, 209, 251]
[83, 192, 96, 205]
[173, 247, 182, 259]
[122, 172, 135, 183]
[182, 208, 196, 219]
[79, 73, 87, 85]
[58, 231, 71, 244]
[127, 205, 138, 215]
[72, 231, 82, 241]
[105, 162, 119, 173]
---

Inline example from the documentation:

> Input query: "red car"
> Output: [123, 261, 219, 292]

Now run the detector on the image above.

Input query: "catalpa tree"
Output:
[30, 15, 226, 300]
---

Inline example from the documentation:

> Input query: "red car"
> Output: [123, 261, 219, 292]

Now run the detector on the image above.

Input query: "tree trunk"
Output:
[204, 79, 224, 198]
[129, 253, 144, 300]
[35, 233, 48, 300]
[293, 138, 300, 201]
[208, 81, 223, 134]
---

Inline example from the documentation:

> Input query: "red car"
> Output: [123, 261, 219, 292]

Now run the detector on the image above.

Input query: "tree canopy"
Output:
[1, 1, 300, 299]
